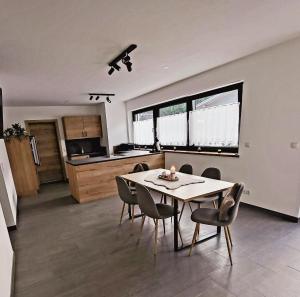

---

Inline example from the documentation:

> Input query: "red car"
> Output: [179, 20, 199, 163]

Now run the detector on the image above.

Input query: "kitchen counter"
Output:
[66, 150, 160, 166]
[66, 151, 165, 203]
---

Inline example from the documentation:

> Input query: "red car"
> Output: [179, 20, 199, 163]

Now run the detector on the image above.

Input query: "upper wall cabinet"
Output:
[62, 116, 102, 140]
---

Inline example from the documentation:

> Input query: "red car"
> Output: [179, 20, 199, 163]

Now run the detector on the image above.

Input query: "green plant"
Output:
[3, 123, 28, 140]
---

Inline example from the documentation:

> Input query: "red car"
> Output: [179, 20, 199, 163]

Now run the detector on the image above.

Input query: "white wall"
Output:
[0, 202, 14, 297]
[3, 105, 109, 157]
[126, 37, 300, 218]
[0, 140, 17, 227]
[104, 100, 128, 153]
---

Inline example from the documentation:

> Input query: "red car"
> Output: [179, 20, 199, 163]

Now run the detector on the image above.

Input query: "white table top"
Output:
[121, 169, 234, 202]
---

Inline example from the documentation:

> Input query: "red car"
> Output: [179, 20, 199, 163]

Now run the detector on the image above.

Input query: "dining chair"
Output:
[191, 167, 221, 207]
[141, 163, 150, 171]
[116, 176, 139, 224]
[189, 183, 244, 265]
[136, 183, 183, 255]
[128, 163, 144, 192]
[179, 167, 221, 221]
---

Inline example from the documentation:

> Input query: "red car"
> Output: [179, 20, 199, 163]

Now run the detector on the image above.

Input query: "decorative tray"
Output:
[158, 175, 179, 182]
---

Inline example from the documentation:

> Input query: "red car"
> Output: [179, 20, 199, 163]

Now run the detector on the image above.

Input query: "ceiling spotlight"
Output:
[89, 95, 93, 100]
[125, 61, 132, 72]
[108, 67, 114, 75]
[106, 97, 112, 103]
[95, 95, 100, 100]
[108, 44, 137, 75]
[114, 64, 121, 71]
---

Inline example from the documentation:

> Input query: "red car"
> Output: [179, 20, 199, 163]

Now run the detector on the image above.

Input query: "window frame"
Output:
[132, 82, 243, 153]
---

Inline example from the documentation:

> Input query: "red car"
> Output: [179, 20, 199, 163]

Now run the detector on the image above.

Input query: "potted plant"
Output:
[3, 123, 28, 141]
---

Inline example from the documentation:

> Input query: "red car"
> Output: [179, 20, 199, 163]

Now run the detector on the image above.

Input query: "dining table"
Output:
[121, 168, 234, 252]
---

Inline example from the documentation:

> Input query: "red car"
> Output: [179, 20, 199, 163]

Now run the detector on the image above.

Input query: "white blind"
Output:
[133, 119, 154, 145]
[189, 103, 240, 147]
[157, 112, 187, 146]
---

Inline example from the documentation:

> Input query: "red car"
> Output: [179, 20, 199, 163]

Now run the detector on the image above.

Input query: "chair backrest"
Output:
[226, 183, 244, 224]
[115, 176, 136, 204]
[132, 163, 144, 173]
[141, 163, 150, 171]
[179, 164, 193, 175]
[136, 183, 160, 219]
[201, 167, 221, 180]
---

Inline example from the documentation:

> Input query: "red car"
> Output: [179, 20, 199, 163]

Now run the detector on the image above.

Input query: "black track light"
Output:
[108, 44, 137, 75]
[106, 97, 111, 103]
[89, 95, 93, 100]
[95, 95, 100, 100]
[108, 67, 114, 75]
[125, 61, 132, 72]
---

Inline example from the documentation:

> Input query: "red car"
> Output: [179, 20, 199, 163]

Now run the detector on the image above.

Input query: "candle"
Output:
[170, 166, 176, 174]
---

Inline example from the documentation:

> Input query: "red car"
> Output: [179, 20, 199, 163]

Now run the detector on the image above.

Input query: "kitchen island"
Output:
[66, 151, 165, 203]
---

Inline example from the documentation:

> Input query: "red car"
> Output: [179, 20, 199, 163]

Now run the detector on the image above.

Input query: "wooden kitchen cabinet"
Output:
[62, 116, 102, 140]
[5, 137, 39, 197]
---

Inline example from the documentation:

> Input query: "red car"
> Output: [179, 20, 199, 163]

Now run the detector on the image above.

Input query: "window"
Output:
[157, 103, 187, 146]
[189, 90, 240, 148]
[132, 82, 243, 154]
[133, 110, 154, 145]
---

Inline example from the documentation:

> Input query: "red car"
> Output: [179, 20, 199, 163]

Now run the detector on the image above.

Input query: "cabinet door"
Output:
[62, 116, 84, 139]
[83, 116, 102, 138]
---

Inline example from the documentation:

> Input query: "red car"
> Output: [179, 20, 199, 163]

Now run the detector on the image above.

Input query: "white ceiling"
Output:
[0, 0, 300, 106]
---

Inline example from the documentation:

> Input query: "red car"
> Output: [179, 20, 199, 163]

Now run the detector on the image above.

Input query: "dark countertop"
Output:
[66, 150, 162, 166]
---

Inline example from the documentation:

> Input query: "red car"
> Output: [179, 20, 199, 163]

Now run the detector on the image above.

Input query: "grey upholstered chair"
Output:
[189, 183, 244, 265]
[179, 167, 221, 221]
[116, 176, 139, 224]
[136, 183, 183, 255]
[179, 164, 193, 175]
[191, 167, 221, 207]
[128, 163, 144, 192]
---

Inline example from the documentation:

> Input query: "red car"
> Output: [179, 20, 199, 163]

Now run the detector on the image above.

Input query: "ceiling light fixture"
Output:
[88, 93, 115, 103]
[108, 44, 137, 75]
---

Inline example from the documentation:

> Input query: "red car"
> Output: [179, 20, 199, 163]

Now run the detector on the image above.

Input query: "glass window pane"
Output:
[133, 110, 154, 145]
[190, 90, 239, 147]
[158, 103, 187, 146]
[159, 103, 186, 117]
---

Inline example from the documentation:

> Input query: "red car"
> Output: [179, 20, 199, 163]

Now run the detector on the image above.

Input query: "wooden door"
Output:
[62, 116, 84, 139]
[28, 122, 64, 184]
[83, 116, 102, 138]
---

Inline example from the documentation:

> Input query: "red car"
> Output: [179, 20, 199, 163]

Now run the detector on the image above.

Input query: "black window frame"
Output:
[132, 82, 243, 154]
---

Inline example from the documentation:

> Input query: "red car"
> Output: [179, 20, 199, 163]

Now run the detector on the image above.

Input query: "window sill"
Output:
[162, 150, 239, 158]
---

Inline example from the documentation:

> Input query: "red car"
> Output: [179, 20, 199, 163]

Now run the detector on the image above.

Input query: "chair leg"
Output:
[119, 202, 125, 225]
[226, 226, 233, 247]
[140, 215, 146, 232]
[189, 223, 200, 256]
[179, 202, 185, 222]
[212, 200, 217, 208]
[154, 219, 159, 256]
[224, 226, 233, 265]
[131, 205, 135, 223]
[162, 219, 166, 235]
[160, 194, 164, 203]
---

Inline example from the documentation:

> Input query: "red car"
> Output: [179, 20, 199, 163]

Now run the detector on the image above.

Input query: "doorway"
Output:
[25, 120, 65, 184]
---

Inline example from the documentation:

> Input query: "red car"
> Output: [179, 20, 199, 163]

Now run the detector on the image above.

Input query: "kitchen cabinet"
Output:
[62, 116, 102, 140]
[5, 137, 39, 197]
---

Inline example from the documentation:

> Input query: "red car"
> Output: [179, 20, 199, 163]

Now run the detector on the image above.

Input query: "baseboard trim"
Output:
[240, 202, 299, 223]
[10, 252, 15, 297]
[8, 225, 17, 232]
